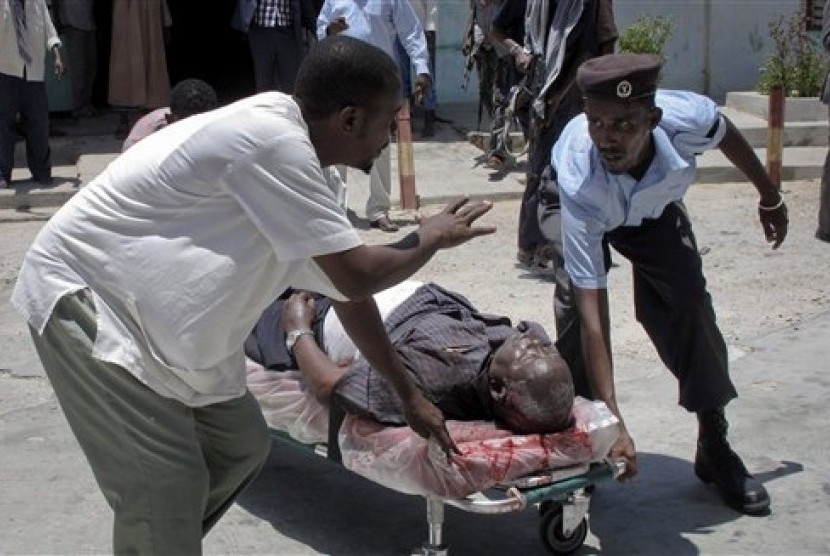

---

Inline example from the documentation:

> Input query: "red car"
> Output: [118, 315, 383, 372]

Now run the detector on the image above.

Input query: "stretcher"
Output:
[246, 360, 624, 555]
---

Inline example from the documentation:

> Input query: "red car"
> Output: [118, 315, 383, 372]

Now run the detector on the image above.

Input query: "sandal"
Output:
[370, 216, 399, 233]
[486, 154, 506, 171]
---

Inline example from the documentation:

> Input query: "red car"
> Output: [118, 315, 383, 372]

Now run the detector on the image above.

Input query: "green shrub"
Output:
[757, 12, 827, 97]
[618, 15, 675, 61]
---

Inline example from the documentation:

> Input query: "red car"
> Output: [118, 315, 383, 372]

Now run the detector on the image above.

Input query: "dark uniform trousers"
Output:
[549, 200, 738, 412]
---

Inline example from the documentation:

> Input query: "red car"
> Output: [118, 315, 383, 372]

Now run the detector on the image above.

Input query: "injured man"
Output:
[246, 280, 575, 435]
[244, 281, 620, 499]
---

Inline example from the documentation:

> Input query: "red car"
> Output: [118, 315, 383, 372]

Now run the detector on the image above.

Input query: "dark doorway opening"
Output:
[91, 0, 255, 109]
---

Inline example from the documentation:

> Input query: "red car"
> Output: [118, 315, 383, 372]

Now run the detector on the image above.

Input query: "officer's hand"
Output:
[758, 201, 788, 249]
[610, 428, 638, 480]
[415, 197, 496, 249]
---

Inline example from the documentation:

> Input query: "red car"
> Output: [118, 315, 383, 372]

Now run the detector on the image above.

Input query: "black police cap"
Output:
[576, 53, 662, 100]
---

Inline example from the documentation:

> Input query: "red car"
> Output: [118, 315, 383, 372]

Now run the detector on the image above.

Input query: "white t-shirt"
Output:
[12, 92, 363, 406]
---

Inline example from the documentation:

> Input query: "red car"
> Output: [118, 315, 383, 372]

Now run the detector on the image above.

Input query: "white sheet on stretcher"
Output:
[246, 359, 620, 499]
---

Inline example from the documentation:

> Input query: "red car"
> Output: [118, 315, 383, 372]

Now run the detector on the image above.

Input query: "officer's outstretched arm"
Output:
[717, 116, 788, 248]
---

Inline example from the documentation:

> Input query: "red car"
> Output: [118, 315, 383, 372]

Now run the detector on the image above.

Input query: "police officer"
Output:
[548, 53, 787, 514]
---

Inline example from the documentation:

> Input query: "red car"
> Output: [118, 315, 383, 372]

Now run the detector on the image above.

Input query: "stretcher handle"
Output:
[444, 460, 625, 515]
[521, 459, 624, 506]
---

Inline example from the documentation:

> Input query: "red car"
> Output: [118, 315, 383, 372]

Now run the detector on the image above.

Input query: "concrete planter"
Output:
[725, 91, 826, 122]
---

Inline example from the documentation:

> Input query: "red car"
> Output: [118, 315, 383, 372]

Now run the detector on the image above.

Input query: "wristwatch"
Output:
[285, 328, 314, 353]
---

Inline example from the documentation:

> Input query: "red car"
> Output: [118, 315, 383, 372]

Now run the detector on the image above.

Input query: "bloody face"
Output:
[486, 331, 557, 432]
[489, 331, 552, 382]
[583, 95, 660, 176]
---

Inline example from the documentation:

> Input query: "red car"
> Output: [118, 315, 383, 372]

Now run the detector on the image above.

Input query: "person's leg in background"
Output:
[19, 79, 52, 184]
[64, 25, 98, 117]
[248, 24, 280, 92]
[0, 74, 21, 188]
[395, 38, 413, 101]
[272, 25, 303, 93]
[421, 29, 438, 137]
[473, 45, 497, 130]
[817, 106, 830, 242]
[485, 55, 512, 170]
[518, 124, 555, 269]
[79, 26, 98, 115]
[366, 143, 397, 232]
[30, 289, 271, 553]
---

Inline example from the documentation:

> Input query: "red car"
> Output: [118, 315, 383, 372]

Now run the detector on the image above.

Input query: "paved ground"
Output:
[1, 103, 830, 555]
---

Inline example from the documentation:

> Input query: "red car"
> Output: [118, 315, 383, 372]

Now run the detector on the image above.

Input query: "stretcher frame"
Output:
[268, 428, 625, 555]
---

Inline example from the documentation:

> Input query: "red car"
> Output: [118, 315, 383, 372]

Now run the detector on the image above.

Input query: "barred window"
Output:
[806, 0, 825, 31]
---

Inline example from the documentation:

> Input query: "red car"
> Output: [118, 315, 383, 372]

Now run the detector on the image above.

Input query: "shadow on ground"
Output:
[237, 441, 803, 555]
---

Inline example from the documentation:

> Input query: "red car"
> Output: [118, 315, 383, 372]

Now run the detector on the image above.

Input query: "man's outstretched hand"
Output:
[401, 389, 460, 457]
[415, 197, 496, 249]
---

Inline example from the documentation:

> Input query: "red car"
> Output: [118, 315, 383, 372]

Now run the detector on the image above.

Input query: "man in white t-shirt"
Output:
[12, 35, 494, 554]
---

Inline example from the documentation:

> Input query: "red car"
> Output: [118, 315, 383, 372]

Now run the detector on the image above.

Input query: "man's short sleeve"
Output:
[561, 193, 609, 289]
[221, 127, 361, 264]
[657, 90, 726, 157]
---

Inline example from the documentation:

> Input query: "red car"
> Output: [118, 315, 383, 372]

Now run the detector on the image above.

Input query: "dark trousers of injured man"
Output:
[550, 201, 738, 412]
[29, 289, 272, 554]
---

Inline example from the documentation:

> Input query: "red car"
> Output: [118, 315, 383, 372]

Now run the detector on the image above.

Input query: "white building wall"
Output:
[435, 0, 802, 105]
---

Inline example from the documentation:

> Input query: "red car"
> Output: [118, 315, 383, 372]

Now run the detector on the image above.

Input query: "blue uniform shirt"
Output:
[552, 90, 727, 289]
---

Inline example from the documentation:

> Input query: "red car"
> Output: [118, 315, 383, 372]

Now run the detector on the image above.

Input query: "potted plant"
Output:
[729, 11, 827, 122]
[618, 14, 675, 61]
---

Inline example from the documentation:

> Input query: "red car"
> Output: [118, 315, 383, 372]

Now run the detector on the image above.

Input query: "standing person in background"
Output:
[54, 0, 97, 118]
[121, 78, 219, 152]
[817, 0, 830, 243]
[317, 0, 431, 233]
[0, 0, 64, 190]
[492, 0, 616, 271]
[461, 0, 499, 129]
[484, 0, 528, 173]
[396, 0, 438, 137]
[232, 0, 316, 94]
[108, 0, 172, 138]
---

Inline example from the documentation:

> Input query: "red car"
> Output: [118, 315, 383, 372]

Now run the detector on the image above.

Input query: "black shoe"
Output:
[816, 230, 830, 243]
[695, 409, 770, 515]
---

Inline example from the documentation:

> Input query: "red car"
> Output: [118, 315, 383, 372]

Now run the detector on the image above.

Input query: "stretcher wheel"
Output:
[538, 504, 588, 555]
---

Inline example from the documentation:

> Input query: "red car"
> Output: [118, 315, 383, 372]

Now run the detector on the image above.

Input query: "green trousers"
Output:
[30, 289, 271, 555]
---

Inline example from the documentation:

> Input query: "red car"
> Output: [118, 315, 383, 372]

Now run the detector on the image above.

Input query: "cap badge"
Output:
[616, 80, 632, 98]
